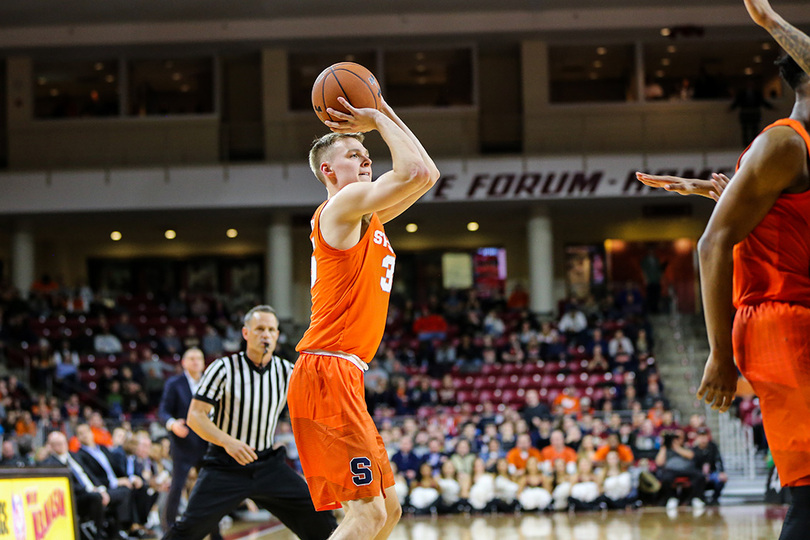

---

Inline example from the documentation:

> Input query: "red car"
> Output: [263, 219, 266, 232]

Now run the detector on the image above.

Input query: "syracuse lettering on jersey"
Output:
[373, 230, 395, 255]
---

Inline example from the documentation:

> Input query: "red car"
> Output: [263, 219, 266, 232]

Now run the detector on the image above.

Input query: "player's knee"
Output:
[364, 500, 388, 531]
[387, 500, 402, 525]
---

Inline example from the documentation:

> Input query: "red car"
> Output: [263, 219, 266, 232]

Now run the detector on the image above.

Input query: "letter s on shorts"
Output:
[350, 457, 373, 486]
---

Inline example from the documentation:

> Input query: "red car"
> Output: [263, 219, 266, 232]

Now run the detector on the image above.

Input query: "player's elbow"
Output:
[697, 230, 733, 259]
[404, 162, 432, 189]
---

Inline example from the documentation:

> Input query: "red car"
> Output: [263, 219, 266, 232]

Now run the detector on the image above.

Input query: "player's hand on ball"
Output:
[225, 437, 258, 466]
[696, 351, 738, 413]
[325, 97, 380, 134]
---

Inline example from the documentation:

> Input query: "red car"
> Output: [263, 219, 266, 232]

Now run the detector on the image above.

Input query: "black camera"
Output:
[662, 432, 677, 448]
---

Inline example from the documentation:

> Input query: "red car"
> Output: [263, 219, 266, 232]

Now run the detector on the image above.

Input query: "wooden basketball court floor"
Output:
[223, 504, 787, 540]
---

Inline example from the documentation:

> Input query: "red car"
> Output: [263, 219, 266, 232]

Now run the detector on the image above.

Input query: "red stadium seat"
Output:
[501, 363, 520, 375]
[521, 362, 543, 375]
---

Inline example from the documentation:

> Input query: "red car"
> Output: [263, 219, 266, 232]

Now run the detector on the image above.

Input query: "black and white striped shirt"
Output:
[194, 351, 293, 453]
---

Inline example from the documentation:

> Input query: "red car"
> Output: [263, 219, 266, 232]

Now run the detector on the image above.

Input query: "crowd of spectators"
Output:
[0, 274, 746, 535]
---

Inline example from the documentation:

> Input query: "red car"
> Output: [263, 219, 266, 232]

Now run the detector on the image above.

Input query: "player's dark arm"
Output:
[697, 128, 806, 409]
[744, 0, 810, 75]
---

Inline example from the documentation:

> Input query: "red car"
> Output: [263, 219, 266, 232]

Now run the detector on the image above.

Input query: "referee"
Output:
[162, 305, 337, 540]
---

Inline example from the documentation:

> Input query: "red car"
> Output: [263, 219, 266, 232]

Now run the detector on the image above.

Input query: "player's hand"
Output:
[708, 173, 730, 202]
[100, 491, 110, 506]
[131, 476, 144, 489]
[743, 0, 777, 29]
[171, 418, 190, 438]
[696, 351, 738, 413]
[325, 97, 381, 134]
[224, 438, 258, 466]
[635, 172, 730, 200]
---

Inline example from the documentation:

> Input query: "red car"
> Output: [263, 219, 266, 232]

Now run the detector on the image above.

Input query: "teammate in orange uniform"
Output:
[637, 51, 810, 539]
[288, 94, 439, 540]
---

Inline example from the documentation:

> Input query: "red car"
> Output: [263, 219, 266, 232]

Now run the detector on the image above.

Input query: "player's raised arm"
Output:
[744, 0, 810, 76]
[636, 172, 730, 201]
[373, 98, 440, 223]
[324, 97, 431, 223]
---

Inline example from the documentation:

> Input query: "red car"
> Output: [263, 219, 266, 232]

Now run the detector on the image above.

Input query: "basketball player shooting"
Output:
[287, 88, 440, 540]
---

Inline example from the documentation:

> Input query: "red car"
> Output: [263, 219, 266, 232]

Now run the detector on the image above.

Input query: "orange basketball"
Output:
[311, 62, 382, 125]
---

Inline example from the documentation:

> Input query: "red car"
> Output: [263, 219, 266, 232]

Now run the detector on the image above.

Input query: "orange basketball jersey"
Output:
[732, 118, 810, 309]
[296, 201, 396, 363]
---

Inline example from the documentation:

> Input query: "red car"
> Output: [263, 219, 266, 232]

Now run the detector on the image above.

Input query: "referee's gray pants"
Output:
[162, 446, 337, 540]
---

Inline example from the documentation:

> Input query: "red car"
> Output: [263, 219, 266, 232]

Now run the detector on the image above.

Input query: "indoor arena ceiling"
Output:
[1, 0, 739, 27]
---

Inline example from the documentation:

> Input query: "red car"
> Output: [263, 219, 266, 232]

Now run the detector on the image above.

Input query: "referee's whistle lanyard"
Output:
[303, 350, 369, 371]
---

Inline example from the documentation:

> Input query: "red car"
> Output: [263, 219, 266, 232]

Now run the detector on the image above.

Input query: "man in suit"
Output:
[41, 431, 107, 539]
[123, 431, 166, 534]
[157, 348, 219, 539]
[74, 422, 137, 538]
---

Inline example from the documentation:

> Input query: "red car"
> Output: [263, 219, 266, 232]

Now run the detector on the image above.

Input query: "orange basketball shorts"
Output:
[734, 302, 810, 487]
[288, 352, 394, 511]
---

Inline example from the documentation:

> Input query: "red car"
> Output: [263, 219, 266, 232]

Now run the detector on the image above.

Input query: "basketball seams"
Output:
[332, 68, 378, 109]
[321, 71, 335, 122]
[312, 62, 379, 125]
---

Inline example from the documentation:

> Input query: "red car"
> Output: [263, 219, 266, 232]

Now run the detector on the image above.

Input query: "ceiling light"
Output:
[110, 231, 122, 241]
[467, 222, 480, 232]
[345, 54, 356, 62]
[753, 55, 762, 63]
[744, 67, 754, 75]
[164, 229, 176, 240]
[405, 223, 418, 233]
[37, 77, 47, 86]
[105, 75, 115, 83]
[660, 28, 671, 37]
[49, 88, 59, 97]
[94, 62, 104, 71]
[180, 84, 190, 93]
[172, 72, 182, 81]
[667, 45, 677, 54]
[589, 72, 598, 80]
[593, 60, 602, 68]
[761, 42, 772, 50]
[661, 58, 671, 66]
[655, 70, 665, 78]
[596, 47, 607, 55]
[226, 228, 238, 238]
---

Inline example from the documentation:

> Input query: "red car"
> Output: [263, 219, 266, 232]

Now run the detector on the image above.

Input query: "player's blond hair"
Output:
[308, 132, 365, 186]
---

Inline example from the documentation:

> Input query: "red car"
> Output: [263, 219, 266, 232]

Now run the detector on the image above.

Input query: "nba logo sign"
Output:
[11, 494, 26, 540]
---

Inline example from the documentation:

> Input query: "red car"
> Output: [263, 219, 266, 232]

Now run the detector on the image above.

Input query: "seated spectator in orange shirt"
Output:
[69, 410, 113, 452]
[553, 387, 581, 416]
[539, 430, 578, 468]
[506, 433, 542, 475]
[15, 411, 38, 437]
[89, 411, 113, 447]
[592, 433, 634, 465]
[412, 306, 448, 342]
